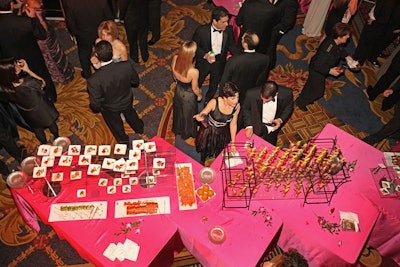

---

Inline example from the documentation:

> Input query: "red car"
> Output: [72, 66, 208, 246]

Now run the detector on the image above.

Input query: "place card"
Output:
[129, 149, 141, 160]
[49, 146, 63, 157]
[41, 156, 55, 167]
[68, 145, 81, 156]
[114, 144, 127, 155]
[84, 145, 97, 155]
[132, 139, 144, 150]
[37, 144, 51, 156]
[98, 145, 111, 156]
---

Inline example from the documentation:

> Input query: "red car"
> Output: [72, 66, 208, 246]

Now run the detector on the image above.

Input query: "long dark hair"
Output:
[0, 57, 19, 91]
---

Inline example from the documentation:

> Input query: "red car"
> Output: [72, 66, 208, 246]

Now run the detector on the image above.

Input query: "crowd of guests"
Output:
[0, 0, 399, 174]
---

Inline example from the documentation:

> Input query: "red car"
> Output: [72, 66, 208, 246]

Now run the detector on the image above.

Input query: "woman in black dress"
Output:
[0, 58, 59, 144]
[171, 41, 202, 141]
[194, 82, 240, 163]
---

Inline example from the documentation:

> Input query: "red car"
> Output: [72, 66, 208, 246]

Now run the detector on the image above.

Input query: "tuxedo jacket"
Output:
[0, 13, 46, 70]
[87, 61, 139, 113]
[192, 23, 240, 69]
[236, 0, 280, 54]
[242, 85, 294, 137]
[219, 51, 270, 102]
[61, 0, 113, 38]
[273, 0, 299, 34]
[120, 0, 148, 27]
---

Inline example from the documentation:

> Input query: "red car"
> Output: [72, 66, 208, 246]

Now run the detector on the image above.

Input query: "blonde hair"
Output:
[97, 20, 119, 40]
[174, 41, 197, 77]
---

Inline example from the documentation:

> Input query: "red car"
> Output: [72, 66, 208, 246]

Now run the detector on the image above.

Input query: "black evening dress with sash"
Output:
[196, 98, 238, 161]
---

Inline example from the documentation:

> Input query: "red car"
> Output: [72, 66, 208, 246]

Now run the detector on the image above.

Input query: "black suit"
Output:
[192, 23, 240, 103]
[363, 82, 400, 145]
[242, 86, 294, 145]
[120, 0, 149, 62]
[148, 0, 161, 43]
[61, 0, 113, 79]
[353, 0, 397, 65]
[367, 50, 400, 110]
[0, 12, 57, 102]
[266, 0, 299, 68]
[219, 51, 270, 103]
[87, 61, 143, 143]
[236, 0, 280, 54]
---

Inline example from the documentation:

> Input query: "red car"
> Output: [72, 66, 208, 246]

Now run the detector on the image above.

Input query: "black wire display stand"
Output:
[220, 138, 351, 209]
[220, 142, 255, 209]
[300, 138, 351, 206]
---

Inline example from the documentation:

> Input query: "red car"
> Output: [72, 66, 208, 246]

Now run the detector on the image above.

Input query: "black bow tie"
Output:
[213, 28, 222, 33]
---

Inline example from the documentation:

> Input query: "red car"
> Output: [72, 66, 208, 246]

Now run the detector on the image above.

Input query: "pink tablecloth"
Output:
[211, 125, 388, 266]
[12, 136, 282, 267]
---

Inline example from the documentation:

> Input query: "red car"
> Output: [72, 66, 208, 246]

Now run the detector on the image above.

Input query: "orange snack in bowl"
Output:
[196, 184, 216, 202]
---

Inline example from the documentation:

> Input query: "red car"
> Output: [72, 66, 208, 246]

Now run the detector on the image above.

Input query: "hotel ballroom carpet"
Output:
[0, 0, 397, 266]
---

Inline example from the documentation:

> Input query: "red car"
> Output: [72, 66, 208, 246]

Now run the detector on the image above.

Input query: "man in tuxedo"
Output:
[0, 0, 57, 102]
[236, 0, 280, 54]
[87, 41, 144, 143]
[367, 49, 400, 111]
[192, 6, 240, 104]
[352, 0, 397, 67]
[61, 0, 113, 79]
[363, 85, 400, 145]
[120, 0, 149, 62]
[242, 81, 294, 146]
[219, 31, 270, 104]
[266, 0, 299, 69]
[148, 0, 161, 45]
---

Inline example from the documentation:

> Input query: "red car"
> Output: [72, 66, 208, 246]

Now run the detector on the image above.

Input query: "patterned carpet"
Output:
[0, 0, 396, 266]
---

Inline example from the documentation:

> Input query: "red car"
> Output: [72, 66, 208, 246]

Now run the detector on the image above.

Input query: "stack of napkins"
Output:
[340, 211, 360, 232]
[224, 151, 243, 167]
[103, 238, 140, 262]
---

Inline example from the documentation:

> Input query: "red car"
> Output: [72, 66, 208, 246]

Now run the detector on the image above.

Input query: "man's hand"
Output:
[204, 53, 216, 64]
[271, 118, 282, 130]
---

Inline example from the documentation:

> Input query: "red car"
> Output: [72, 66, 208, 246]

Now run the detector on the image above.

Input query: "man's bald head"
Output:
[242, 31, 259, 50]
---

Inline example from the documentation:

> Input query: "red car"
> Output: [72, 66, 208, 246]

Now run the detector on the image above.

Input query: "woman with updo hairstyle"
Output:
[91, 20, 128, 68]
[171, 41, 202, 142]
[0, 58, 59, 144]
[194, 81, 240, 163]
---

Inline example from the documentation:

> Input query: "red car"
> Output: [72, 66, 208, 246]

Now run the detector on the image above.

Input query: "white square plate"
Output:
[41, 156, 55, 167]
[98, 145, 111, 156]
[84, 145, 97, 155]
[68, 145, 81, 155]
[114, 144, 127, 155]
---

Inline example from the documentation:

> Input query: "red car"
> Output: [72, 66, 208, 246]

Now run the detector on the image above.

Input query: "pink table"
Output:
[12, 136, 282, 267]
[211, 125, 386, 266]
[317, 124, 400, 265]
